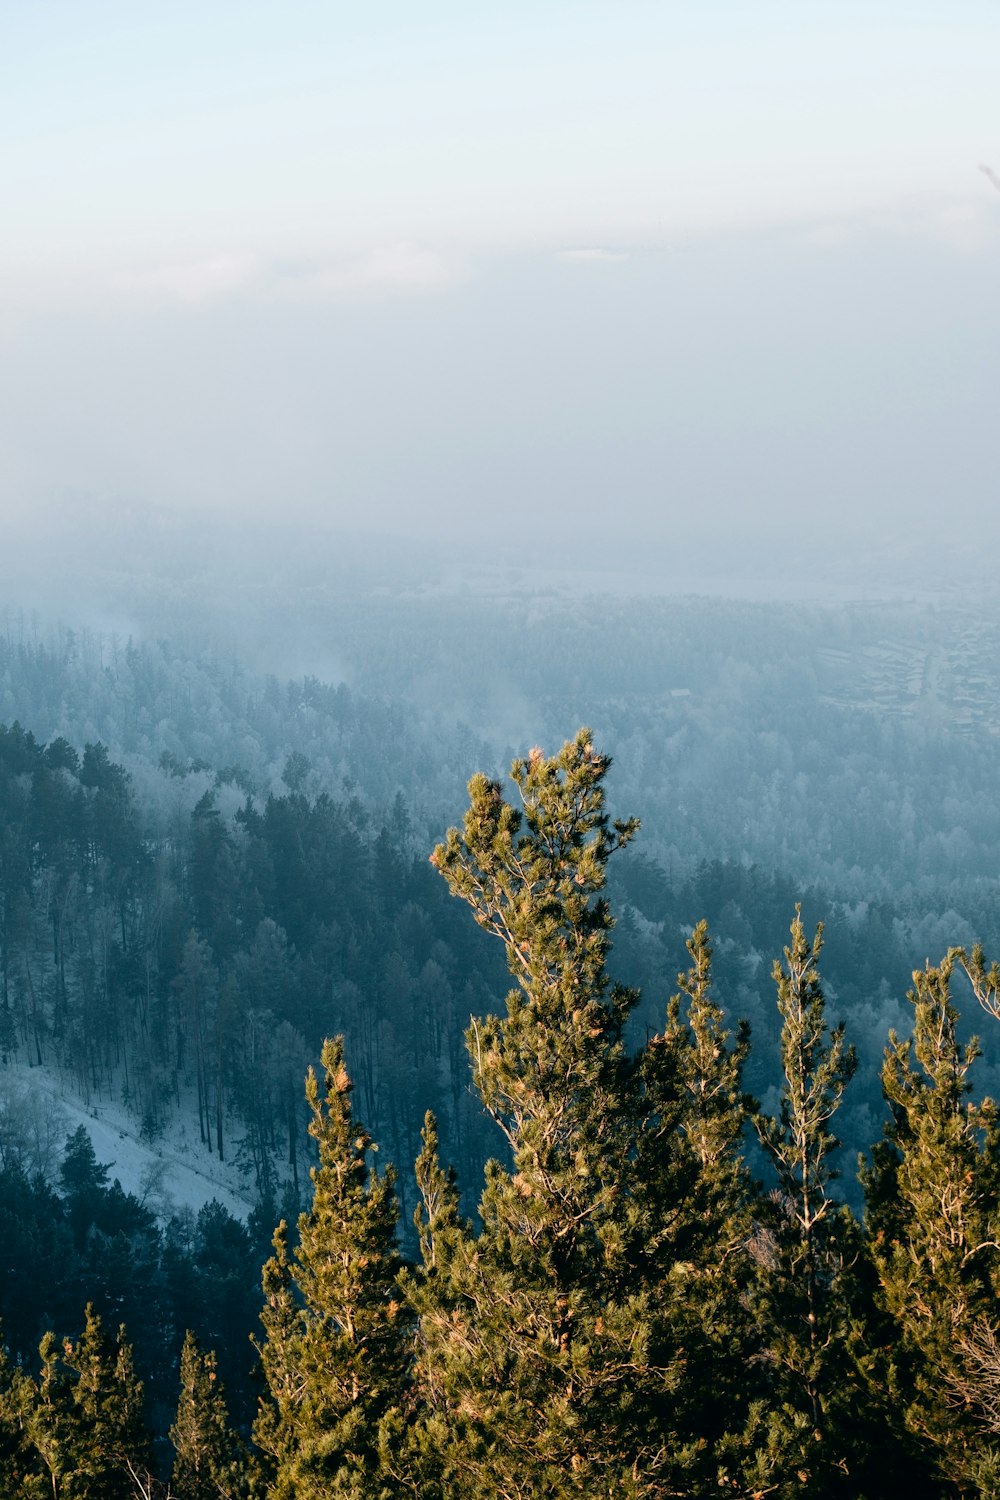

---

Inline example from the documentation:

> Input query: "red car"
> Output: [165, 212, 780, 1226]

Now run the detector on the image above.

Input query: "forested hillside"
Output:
[0, 715, 509, 1201]
[3, 601, 1000, 1494]
[4, 731, 1000, 1496]
[4, 602, 1000, 1166]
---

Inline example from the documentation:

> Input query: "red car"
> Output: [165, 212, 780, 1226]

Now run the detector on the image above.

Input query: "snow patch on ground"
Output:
[2, 1061, 254, 1222]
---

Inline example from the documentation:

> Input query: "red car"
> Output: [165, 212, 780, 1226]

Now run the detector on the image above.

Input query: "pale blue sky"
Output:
[2, 2, 998, 572]
[4, 3, 997, 277]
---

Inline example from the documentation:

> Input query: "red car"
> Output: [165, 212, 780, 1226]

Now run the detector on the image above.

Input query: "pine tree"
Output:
[29, 1306, 151, 1500]
[752, 911, 868, 1496]
[390, 1112, 468, 1499]
[59, 1124, 111, 1250]
[171, 1330, 255, 1500]
[411, 1111, 466, 1282]
[30, 1330, 77, 1499]
[634, 920, 764, 1492]
[666, 922, 754, 1200]
[254, 1037, 406, 1499]
[429, 731, 640, 1197]
[636, 919, 757, 1294]
[0, 1335, 43, 1497]
[254, 1222, 301, 1489]
[420, 730, 688, 1497]
[863, 955, 1000, 1493]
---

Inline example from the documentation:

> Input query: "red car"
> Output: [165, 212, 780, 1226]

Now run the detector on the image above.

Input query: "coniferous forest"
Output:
[3, 602, 1000, 1495]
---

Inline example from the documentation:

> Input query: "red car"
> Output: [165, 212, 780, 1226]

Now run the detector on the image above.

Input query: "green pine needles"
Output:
[255, 1038, 407, 1499]
[863, 954, 1000, 1492]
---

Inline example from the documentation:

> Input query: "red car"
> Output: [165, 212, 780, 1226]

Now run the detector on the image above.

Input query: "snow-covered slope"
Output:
[2, 1062, 253, 1221]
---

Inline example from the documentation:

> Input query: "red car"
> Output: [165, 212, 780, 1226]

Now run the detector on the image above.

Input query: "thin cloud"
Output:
[113, 242, 465, 306]
[116, 255, 260, 304]
[979, 163, 1000, 193]
[793, 192, 1000, 256]
[280, 242, 464, 299]
[555, 248, 630, 263]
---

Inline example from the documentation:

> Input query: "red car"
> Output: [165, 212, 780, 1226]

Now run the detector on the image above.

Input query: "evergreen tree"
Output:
[411, 1112, 466, 1281]
[863, 955, 1000, 1494]
[0, 1335, 44, 1497]
[29, 1306, 151, 1500]
[389, 1111, 468, 1499]
[254, 1223, 301, 1489]
[662, 921, 754, 1205]
[30, 1330, 78, 1499]
[420, 730, 688, 1497]
[753, 911, 869, 1496]
[254, 1037, 406, 1499]
[171, 1330, 254, 1500]
[634, 920, 764, 1493]
[60, 1125, 111, 1250]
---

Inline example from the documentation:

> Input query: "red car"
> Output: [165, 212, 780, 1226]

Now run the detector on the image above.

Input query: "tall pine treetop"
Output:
[254, 1037, 406, 1499]
[430, 730, 640, 1165]
[431, 728, 639, 1020]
